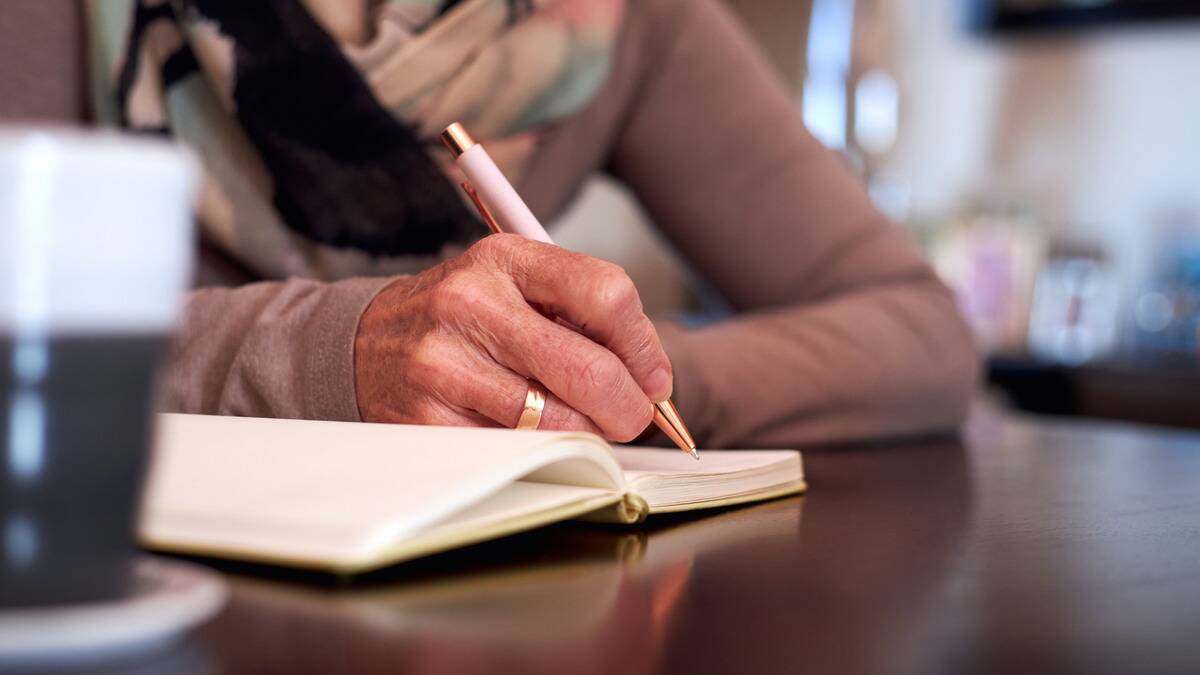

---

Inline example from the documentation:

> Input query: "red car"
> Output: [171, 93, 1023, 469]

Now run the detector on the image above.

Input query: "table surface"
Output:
[63, 409, 1200, 674]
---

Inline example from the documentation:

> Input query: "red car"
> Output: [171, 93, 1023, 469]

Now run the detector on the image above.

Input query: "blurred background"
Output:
[553, 0, 1200, 430]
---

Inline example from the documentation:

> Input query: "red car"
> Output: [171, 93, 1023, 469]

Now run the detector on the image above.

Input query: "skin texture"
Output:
[354, 234, 672, 442]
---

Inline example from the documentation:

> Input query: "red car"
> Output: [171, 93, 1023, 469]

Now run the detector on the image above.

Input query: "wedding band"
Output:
[516, 381, 548, 430]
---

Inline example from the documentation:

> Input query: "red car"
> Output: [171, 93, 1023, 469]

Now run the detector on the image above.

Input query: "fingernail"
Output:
[646, 367, 672, 402]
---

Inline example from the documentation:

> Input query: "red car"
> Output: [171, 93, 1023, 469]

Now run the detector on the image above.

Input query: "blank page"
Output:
[612, 448, 803, 509]
[141, 415, 625, 567]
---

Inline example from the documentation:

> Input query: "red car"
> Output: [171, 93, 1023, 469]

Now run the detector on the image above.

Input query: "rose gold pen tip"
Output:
[653, 399, 699, 459]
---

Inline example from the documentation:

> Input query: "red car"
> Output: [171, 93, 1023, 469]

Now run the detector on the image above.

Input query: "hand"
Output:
[354, 234, 673, 441]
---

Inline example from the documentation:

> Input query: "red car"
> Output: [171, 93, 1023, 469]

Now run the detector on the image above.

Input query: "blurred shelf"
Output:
[988, 354, 1200, 430]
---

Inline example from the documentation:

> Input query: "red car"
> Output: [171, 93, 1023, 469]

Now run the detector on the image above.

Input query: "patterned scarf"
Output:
[87, 0, 625, 280]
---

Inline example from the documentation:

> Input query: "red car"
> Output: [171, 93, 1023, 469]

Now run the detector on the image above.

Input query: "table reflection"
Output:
[198, 498, 799, 674]
[660, 440, 972, 674]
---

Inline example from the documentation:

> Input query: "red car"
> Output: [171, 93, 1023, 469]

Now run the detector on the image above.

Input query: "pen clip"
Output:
[460, 181, 503, 235]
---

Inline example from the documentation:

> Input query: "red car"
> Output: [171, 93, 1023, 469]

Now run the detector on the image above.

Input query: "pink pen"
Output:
[440, 123, 553, 244]
[439, 122, 698, 458]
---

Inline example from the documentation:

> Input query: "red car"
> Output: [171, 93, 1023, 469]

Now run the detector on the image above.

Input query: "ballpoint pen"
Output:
[441, 122, 699, 459]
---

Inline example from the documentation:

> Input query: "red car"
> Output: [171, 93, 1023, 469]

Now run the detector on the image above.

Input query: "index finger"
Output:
[478, 234, 674, 402]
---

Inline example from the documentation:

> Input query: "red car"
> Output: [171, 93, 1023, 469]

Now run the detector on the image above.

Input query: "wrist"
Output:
[303, 275, 395, 422]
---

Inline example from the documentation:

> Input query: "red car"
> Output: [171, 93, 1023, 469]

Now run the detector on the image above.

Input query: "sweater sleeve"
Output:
[161, 275, 392, 421]
[608, 0, 980, 448]
[0, 0, 86, 122]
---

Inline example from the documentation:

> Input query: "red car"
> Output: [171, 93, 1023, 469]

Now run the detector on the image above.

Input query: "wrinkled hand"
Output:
[354, 234, 673, 441]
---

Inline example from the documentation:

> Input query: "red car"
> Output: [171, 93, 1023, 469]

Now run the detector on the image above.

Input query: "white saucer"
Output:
[0, 556, 227, 664]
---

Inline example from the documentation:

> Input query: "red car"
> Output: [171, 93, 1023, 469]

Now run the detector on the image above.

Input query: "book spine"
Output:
[575, 493, 650, 525]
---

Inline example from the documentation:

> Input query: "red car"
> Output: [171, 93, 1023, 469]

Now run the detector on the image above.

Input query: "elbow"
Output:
[909, 277, 982, 431]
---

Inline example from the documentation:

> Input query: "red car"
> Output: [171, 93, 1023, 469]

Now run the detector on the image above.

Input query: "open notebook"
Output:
[140, 414, 805, 573]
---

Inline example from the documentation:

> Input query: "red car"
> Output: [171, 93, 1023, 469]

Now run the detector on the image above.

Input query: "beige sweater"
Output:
[2, 0, 978, 448]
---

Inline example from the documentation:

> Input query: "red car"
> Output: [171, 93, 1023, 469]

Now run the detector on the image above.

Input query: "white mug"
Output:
[0, 128, 197, 608]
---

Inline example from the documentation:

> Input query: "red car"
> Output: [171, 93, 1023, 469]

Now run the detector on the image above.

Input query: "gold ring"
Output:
[516, 380, 548, 430]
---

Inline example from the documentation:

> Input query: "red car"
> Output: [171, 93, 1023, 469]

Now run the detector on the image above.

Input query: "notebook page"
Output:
[612, 448, 802, 509]
[141, 415, 626, 566]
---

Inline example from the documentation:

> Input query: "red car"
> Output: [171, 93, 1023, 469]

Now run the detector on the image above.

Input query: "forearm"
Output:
[607, 0, 979, 448]
[658, 276, 979, 449]
[163, 276, 391, 420]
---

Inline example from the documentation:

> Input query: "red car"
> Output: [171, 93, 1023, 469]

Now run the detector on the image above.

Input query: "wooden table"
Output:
[62, 409, 1200, 674]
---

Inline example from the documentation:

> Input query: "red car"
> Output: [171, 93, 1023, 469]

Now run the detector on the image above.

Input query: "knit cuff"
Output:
[300, 276, 396, 422]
